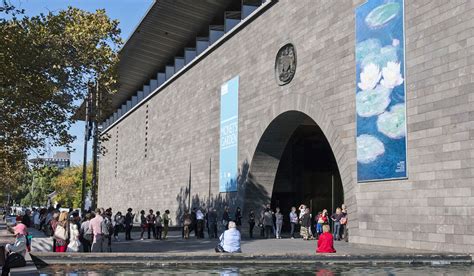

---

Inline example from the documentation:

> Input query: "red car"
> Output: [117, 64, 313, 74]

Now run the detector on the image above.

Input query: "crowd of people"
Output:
[2, 202, 347, 256]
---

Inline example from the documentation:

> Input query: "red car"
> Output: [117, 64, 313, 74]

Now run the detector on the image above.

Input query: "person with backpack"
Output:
[124, 208, 135, 240]
[101, 209, 114, 252]
[80, 213, 93, 252]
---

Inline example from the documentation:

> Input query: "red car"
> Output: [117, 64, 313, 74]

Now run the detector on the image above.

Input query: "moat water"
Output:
[39, 263, 474, 275]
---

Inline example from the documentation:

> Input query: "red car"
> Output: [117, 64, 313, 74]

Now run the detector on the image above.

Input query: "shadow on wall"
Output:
[174, 160, 270, 225]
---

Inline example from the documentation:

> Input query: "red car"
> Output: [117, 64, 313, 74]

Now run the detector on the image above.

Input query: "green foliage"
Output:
[0, 6, 121, 193]
[53, 165, 92, 208]
[20, 166, 60, 207]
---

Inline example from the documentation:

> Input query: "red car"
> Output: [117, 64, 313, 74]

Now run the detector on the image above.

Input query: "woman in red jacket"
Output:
[316, 225, 336, 253]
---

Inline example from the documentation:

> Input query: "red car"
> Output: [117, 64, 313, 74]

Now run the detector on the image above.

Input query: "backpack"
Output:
[101, 217, 113, 237]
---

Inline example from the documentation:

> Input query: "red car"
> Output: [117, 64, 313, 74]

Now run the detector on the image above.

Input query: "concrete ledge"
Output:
[6, 253, 39, 276]
[30, 252, 472, 266]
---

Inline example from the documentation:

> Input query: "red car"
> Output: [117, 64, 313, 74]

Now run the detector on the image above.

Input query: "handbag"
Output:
[5, 253, 26, 269]
[184, 218, 192, 226]
[54, 224, 67, 240]
[340, 217, 347, 225]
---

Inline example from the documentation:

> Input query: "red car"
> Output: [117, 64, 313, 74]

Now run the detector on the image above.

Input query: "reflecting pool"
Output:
[38, 263, 474, 275]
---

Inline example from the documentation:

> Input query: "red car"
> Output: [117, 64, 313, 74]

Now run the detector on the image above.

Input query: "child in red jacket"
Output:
[316, 225, 336, 253]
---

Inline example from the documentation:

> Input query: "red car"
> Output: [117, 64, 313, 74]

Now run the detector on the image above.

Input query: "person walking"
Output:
[275, 207, 283, 239]
[139, 210, 147, 240]
[146, 209, 156, 239]
[163, 210, 171, 239]
[90, 208, 105, 252]
[234, 207, 242, 228]
[124, 208, 135, 240]
[196, 208, 205, 239]
[207, 208, 218, 239]
[155, 211, 163, 240]
[289, 207, 298, 239]
[248, 210, 255, 239]
[80, 213, 93, 252]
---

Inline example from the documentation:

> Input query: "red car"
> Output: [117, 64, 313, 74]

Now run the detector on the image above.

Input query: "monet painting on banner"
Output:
[355, 0, 407, 182]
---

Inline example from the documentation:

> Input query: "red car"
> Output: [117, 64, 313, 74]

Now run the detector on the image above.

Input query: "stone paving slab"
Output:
[20, 222, 472, 266]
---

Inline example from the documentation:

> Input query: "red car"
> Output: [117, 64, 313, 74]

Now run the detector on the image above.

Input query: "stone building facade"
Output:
[98, 0, 474, 253]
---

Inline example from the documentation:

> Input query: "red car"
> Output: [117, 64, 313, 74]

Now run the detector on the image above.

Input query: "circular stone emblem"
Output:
[275, 43, 297, 85]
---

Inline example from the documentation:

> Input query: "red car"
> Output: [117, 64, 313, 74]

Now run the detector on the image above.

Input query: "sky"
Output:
[12, 0, 153, 165]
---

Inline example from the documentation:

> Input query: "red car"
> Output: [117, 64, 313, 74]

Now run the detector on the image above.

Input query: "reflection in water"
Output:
[39, 263, 474, 275]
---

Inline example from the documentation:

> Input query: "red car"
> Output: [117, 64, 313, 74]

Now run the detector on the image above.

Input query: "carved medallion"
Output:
[275, 43, 297, 85]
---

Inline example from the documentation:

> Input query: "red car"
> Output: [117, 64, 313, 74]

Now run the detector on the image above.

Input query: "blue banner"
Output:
[219, 76, 239, 192]
[356, 0, 407, 182]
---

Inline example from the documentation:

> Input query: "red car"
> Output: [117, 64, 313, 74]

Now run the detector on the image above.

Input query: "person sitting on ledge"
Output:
[2, 223, 28, 276]
[215, 221, 241, 253]
[316, 225, 336, 253]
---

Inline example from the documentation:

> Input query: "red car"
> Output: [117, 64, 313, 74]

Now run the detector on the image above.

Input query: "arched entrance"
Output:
[244, 110, 344, 232]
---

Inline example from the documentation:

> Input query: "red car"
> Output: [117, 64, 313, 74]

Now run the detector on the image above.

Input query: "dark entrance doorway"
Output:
[245, 111, 344, 235]
[270, 123, 343, 232]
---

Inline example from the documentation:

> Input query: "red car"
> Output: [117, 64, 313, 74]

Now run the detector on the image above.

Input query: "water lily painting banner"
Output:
[355, 0, 407, 182]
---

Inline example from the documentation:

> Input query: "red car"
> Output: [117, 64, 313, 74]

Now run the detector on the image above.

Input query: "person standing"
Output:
[163, 210, 171, 239]
[207, 208, 218, 239]
[234, 207, 242, 228]
[139, 210, 147, 240]
[102, 209, 114, 252]
[182, 210, 192, 239]
[80, 213, 93, 252]
[90, 208, 104, 252]
[331, 208, 343, 241]
[124, 208, 135, 240]
[289, 207, 298, 239]
[222, 206, 230, 230]
[196, 208, 205, 239]
[113, 211, 124, 241]
[146, 209, 156, 239]
[341, 204, 348, 242]
[300, 208, 312, 240]
[263, 208, 273, 239]
[190, 208, 197, 237]
[21, 210, 31, 228]
[248, 210, 255, 239]
[275, 207, 283, 239]
[155, 211, 163, 240]
[52, 211, 69, 252]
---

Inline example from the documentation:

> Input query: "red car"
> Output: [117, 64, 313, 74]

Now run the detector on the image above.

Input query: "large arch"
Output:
[242, 93, 356, 235]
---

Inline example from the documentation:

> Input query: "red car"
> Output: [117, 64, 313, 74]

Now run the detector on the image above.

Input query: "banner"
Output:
[219, 76, 239, 192]
[355, 0, 407, 182]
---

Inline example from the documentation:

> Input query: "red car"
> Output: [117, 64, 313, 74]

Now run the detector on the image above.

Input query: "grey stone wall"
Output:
[99, 0, 474, 253]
